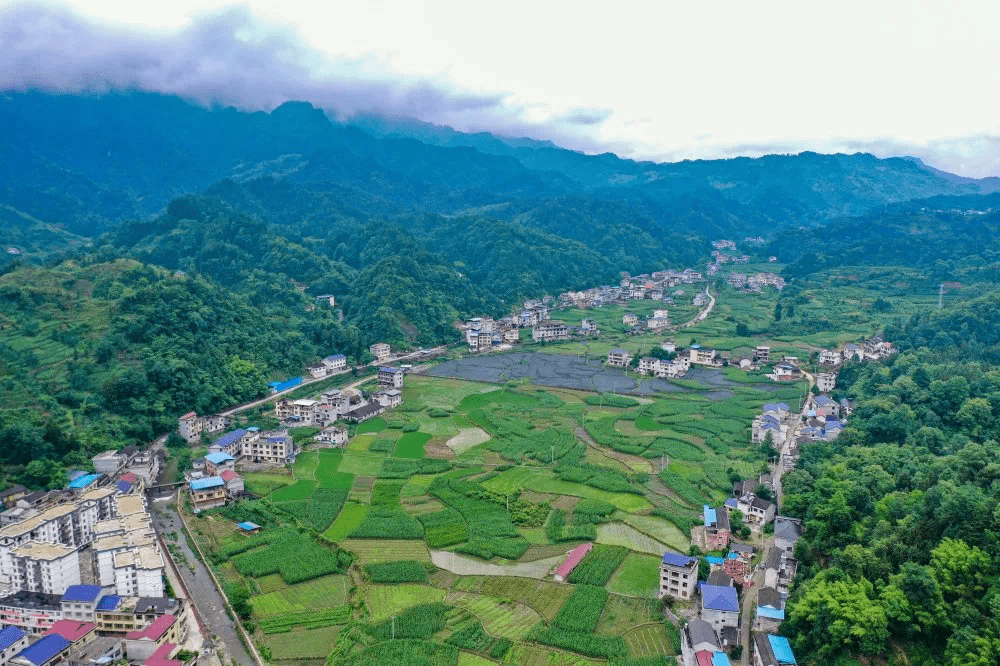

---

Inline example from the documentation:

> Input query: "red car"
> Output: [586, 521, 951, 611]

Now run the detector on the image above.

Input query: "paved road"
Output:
[676, 285, 716, 330]
[152, 501, 253, 666]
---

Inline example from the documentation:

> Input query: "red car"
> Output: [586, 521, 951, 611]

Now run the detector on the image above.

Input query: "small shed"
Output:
[553, 542, 593, 582]
[237, 522, 262, 535]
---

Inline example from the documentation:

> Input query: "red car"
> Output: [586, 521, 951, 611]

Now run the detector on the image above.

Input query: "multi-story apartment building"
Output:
[0, 592, 63, 634]
[377, 367, 404, 389]
[369, 343, 391, 362]
[607, 349, 633, 367]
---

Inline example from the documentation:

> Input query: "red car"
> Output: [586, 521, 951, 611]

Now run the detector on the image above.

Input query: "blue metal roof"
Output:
[661, 552, 697, 568]
[67, 473, 101, 489]
[205, 451, 235, 465]
[95, 595, 121, 611]
[776, 403, 790, 411]
[705, 556, 725, 566]
[712, 652, 731, 666]
[756, 606, 785, 620]
[815, 395, 835, 405]
[212, 429, 246, 450]
[703, 505, 717, 527]
[17, 634, 70, 666]
[0, 626, 25, 651]
[238, 522, 261, 531]
[767, 635, 796, 664]
[116, 481, 132, 493]
[724, 498, 738, 508]
[324, 354, 345, 362]
[61, 585, 103, 602]
[190, 476, 225, 491]
[268, 377, 303, 392]
[701, 584, 739, 612]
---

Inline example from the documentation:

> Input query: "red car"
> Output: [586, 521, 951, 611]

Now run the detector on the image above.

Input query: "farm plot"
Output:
[316, 451, 354, 489]
[596, 523, 672, 556]
[342, 539, 431, 564]
[445, 428, 491, 455]
[619, 513, 691, 553]
[243, 473, 292, 497]
[393, 432, 432, 459]
[430, 551, 560, 579]
[265, 625, 343, 660]
[250, 574, 350, 616]
[482, 468, 650, 513]
[623, 623, 674, 658]
[270, 480, 315, 501]
[607, 553, 662, 598]
[348, 434, 375, 451]
[337, 450, 387, 476]
[322, 503, 368, 542]
[478, 577, 573, 622]
[445, 591, 541, 639]
[366, 584, 445, 622]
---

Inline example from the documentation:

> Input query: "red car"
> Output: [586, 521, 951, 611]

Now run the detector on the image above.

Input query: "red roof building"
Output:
[125, 614, 175, 641]
[696, 650, 714, 666]
[143, 643, 182, 666]
[219, 470, 238, 482]
[554, 542, 593, 582]
[120, 472, 139, 484]
[45, 620, 96, 643]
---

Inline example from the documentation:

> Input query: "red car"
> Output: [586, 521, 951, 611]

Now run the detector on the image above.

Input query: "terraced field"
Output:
[624, 623, 673, 658]
[445, 591, 541, 639]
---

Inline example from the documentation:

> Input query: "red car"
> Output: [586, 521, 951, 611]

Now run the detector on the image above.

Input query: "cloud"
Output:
[0, 2, 613, 143]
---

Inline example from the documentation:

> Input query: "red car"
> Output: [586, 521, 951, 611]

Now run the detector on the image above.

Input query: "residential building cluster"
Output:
[0, 482, 166, 602]
[727, 475, 777, 527]
[306, 354, 347, 379]
[726, 272, 786, 292]
[819, 335, 897, 367]
[0, 587, 193, 666]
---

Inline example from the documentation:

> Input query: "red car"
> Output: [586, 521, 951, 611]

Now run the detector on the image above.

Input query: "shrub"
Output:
[418, 509, 468, 548]
[584, 393, 639, 408]
[445, 620, 493, 651]
[427, 408, 450, 418]
[490, 637, 512, 659]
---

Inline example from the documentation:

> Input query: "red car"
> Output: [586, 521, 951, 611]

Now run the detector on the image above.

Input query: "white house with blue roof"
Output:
[60, 585, 108, 622]
[700, 583, 740, 629]
[203, 452, 235, 476]
[0, 626, 28, 666]
[659, 552, 699, 600]
[10, 634, 70, 666]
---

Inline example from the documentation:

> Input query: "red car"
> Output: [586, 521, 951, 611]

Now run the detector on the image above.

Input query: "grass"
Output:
[337, 450, 387, 476]
[340, 539, 432, 564]
[322, 503, 368, 542]
[618, 514, 691, 553]
[357, 417, 387, 434]
[446, 591, 542, 640]
[596, 523, 673, 556]
[366, 584, 446, 622]
[623, 623, 674, 658]
[607, 553, 662, 597]
[271, 480, 316, 501]
[478, 577, 574, 622]
[243, 473, 293, 497]
[349, 433, 375, 451]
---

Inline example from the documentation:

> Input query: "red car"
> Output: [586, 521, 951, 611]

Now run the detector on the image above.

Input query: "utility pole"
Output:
[938, 283, 944, 310]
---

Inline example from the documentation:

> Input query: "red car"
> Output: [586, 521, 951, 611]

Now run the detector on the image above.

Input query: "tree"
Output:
[753, 483, 774, 502]
[18, 460, 68, 490]
[736, 322, 750, 337]
[774, 303, 782, 321]
[931, 538, 991, 607]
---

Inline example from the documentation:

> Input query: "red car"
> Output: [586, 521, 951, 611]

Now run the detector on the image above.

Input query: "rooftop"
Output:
[61, 586, 104, 603]
[95, 595, 121, 612]
[125, 614, 176, 641]
[143, 643, 181, 666]
[555, 542, 593, 579]
[135, 598, 178, 615]
[0, 627, 26, 651]
[205, 452, 235, 465]
[12, 541, 76, 561]
[189, 476, 225, 491]
[0, 591, 63, 611]
[661, 552, 697, 568]
[114, 495, 145, 516]
[701, 584, 739, 612]
[45, 620, 96, 642]
[15, 634, 70, 666]
[767, 634, 796, 664]
[0, 504, 77, 539]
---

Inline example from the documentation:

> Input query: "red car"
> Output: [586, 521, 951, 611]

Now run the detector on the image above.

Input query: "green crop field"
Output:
[193, 288, 845, 665]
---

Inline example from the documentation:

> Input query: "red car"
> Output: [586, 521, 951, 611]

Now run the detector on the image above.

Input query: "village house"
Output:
[123, 615, 180, 663]
[532, 321, 569, 342]
[203, 452, 234, 476]
[466, 329, 494, 352]
[655, 357, 690, 378]
[637, 357, 660, 376]
[753, 346, 771, 364]
[10, 634, 71, 666]
[700, 584, 740, 629]
[646, 316, 670, 331]
[500, 326, 520, 344]
[188, 478, 226, 512]
[754, 586, 785, 631]
[59, 587, 106, 623]
[693, 293, 708, 307]
[306, 364, 326, 379]
[863, 334, 896, 360]
[659, 553, 698, 600]
[369, 343, 391, 362]
[842, 343, 863, 362]
[322, 354, 347, 372]
[818, 349, 841, 366]
[176, 413, 229, 444]
[703, 505, 731, 550]
[378, 367, 404, 389]
[686, 618, 721, 654]
[375, 389, 403, 408]
[0, 627, 28, 665]
[751, 414, 783, 446]
[662, 340, 676, 353]
[773, 516, 803, 556]
[771, 362, 802, 381]
[688, 345, 720, 366]
[739, 496, 776, 526]
[606, 349, 633, 368]
[763, 548, 798, 598]
[751, 632, 797, 666]
[45, 620, 97, 651]
[313, 426, 348, 447]
[622, 314, 638, 326]
[815, 372, 836, 393]
[245, 431, 298, 464]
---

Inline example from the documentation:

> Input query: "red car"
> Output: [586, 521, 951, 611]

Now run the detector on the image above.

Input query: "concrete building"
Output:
[752, 632, 797, 666]
[322, 354, 347, 372]
[816, 372, 836, 393]
[59, 587, 105, 623]
[531, 321, 569, 342]
[44, 621, 97, 650]
[10, 634, 70, 666]
[188, 478, 226, 512]
[377, 367, 404, 389]
[7, 543, 81, 596]
[176, 413, 229, 444]
[607, 349, 633, 368]
[0, 627, 29, 666]
[369, 343, 391, 362]
[123, 615, 180, 662]
[689, 345, 719, 366]
[659, 553, 698, 600]
[313, 426, 348, 447]
[112, 547, 165, 598]
[622, 314, 638, 326]
[90, 453, 125, 477]
[0, 592, 63, 634]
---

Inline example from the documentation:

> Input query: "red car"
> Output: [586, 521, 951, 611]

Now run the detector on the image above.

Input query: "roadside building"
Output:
[377, 367, 404, 389]
[369, 343, 391, 362]
[60, 587, 105, 622]
[122, 615, 179, 663]
[0, 592, 63, 634]
[700, 584, 740, 629]
[188, 477, 226, 512]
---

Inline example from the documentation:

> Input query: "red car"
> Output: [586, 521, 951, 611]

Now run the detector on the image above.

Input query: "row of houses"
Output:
[0, 589, 191, 666]
[0, 487, 166, 601]
[726, 272, 786, 292]
[819, 335, 896, 367]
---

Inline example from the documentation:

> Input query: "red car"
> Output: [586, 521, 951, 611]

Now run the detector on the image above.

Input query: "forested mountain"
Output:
[782, 293, 1000, 664]
[774, 193, 1000, 282]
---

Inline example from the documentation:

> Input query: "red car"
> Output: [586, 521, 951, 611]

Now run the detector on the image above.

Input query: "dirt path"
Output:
[675, 285, 716, 330]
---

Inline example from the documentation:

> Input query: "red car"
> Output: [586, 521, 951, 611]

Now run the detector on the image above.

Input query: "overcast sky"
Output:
[4, 0, 1000, 177]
